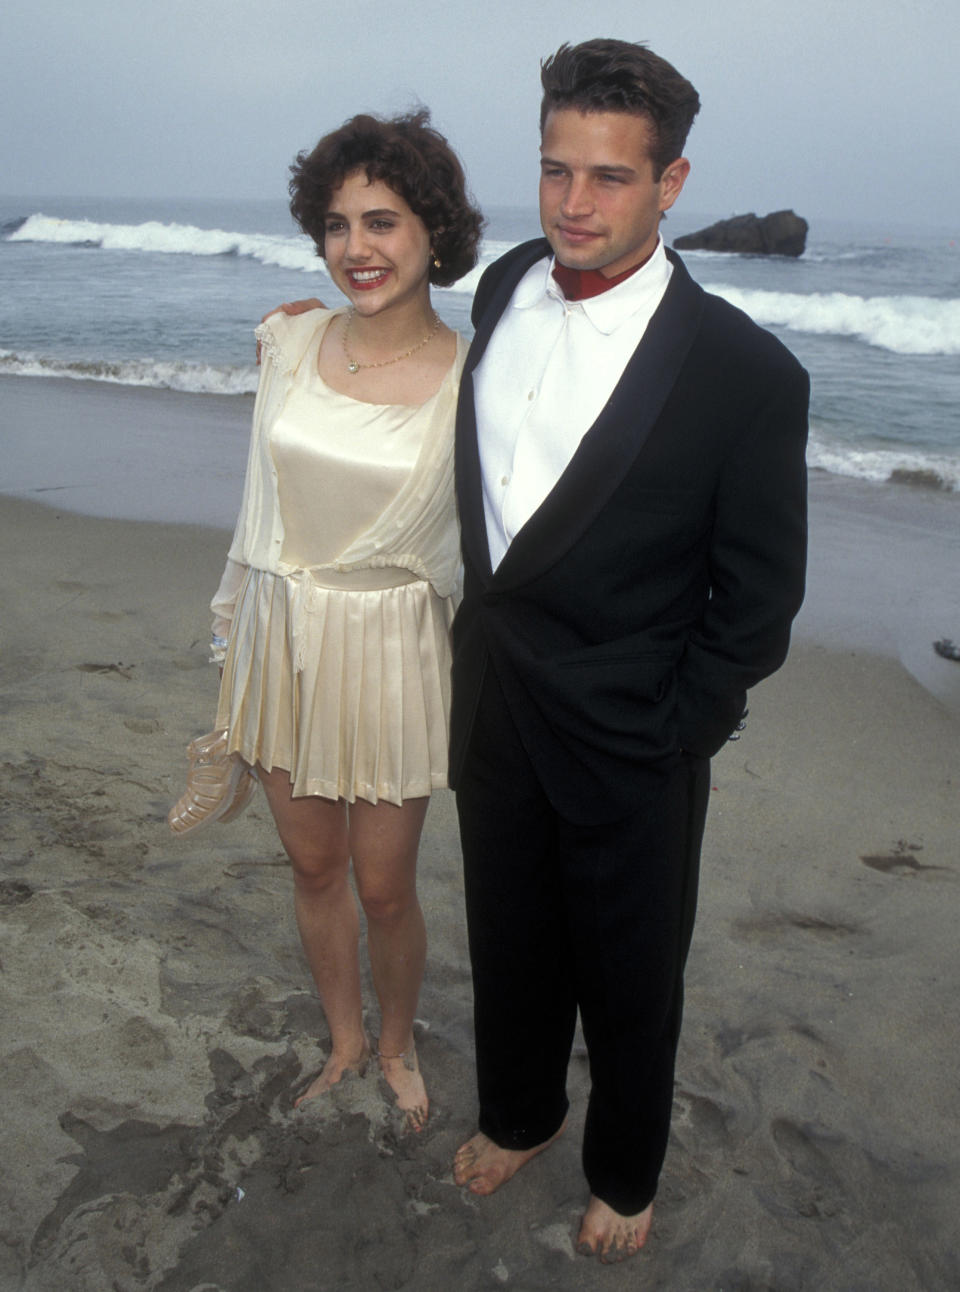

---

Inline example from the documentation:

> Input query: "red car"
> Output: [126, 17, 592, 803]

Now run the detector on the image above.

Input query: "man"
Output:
[448, 39, 808, 1262]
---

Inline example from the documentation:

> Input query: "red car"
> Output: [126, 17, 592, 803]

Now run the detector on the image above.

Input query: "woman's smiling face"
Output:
[322, 172, 433, 318]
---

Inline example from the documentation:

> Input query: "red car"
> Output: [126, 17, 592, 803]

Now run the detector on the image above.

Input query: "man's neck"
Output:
[552, 243, 658, 302]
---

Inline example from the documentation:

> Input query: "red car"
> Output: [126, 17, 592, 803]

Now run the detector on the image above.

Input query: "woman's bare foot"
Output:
[576, 1195, 653, 1263]
[294, 1041, 370, 1108]
[453, 1124, 565, 1195]
[377, 1043, 428, 1131]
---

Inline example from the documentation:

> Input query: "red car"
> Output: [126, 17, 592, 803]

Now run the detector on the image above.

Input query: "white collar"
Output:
[511, 236, 672, 336]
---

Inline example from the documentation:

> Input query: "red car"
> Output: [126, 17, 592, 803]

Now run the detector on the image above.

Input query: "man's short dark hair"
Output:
[540, 39, 700, 178]
[289, 109, 483, 288]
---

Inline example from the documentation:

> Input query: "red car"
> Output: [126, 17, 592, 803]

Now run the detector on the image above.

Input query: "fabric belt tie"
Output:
[289, 566, 421, 672]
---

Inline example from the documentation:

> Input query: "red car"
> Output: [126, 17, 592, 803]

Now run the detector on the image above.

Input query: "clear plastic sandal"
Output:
[168, 729, 256, 836]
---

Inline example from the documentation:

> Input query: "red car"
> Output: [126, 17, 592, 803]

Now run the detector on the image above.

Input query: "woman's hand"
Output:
[256, 299, 327, 363]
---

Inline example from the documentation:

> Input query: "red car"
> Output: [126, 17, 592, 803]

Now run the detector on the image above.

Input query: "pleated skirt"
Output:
[216, 566, 455, 805]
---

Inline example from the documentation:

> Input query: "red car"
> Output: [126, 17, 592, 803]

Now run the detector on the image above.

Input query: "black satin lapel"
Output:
[454, 369, 493, 580]
[464, 239, 552, 372]
[494, 252, 705, 589]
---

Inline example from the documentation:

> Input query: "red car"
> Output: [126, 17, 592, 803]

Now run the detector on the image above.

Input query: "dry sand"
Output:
[1, 379, 959, 1290]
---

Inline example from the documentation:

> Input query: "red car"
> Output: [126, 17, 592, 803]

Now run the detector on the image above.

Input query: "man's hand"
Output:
[256, 298, 327, 363]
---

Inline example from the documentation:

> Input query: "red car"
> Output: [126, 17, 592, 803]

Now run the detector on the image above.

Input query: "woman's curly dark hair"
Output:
[289, 109, 483, 288]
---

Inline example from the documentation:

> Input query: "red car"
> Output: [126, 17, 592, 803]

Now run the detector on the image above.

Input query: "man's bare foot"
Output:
[576, 1195, 653, 1263]
[453, 1125, 565, 1196]
[377, 1043, 428, 1132]
[294, 1041, 370, 1108]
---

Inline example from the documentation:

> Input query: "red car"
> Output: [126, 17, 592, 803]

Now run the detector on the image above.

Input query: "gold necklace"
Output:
[342, 310, 441, 374]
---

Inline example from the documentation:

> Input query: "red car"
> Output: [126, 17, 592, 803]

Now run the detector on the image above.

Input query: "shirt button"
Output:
[527, 390, 535, 401]
[501, 475, 509, 487]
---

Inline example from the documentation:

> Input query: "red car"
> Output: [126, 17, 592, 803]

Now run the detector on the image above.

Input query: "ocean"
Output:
[2, 194, 959, 492]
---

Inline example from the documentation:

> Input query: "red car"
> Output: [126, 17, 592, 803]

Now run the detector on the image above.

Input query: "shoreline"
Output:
[0, 374, 253, 529]
[4, 368, 960, 519]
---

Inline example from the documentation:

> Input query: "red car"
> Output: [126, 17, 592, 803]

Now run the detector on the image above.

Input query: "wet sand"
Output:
[1, 378, 959, 1289]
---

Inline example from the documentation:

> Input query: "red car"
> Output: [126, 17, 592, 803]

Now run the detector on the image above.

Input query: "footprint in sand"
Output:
[771, 1117, 842, 1183]
[672, 1088, 734, 1150]
[123, 717, 162, 734]
[0, 880, 34, 907]
[762, 1118, 848, 1221]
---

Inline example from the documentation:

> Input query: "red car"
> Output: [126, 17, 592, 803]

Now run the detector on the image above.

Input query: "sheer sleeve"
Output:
[209, 556, 247, 663]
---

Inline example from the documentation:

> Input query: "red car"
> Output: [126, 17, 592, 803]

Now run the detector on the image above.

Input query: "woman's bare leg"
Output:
[349, 796, 429, 1128]
[257, 766, 369, 1102]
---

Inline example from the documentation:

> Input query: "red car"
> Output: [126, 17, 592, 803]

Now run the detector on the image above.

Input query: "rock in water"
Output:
[674, 210, 808, 256]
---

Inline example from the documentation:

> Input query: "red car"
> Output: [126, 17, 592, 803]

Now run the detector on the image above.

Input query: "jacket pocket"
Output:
[550, 644, 678, 706]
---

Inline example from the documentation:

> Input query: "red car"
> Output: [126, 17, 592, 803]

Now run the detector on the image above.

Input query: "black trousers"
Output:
[455, 666, 710, 1214]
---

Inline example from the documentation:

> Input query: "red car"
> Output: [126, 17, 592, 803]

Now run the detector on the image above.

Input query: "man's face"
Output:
[539, 108, 689, 276]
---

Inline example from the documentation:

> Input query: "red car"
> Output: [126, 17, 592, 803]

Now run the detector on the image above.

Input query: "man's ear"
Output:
[659, 158, 691, 214]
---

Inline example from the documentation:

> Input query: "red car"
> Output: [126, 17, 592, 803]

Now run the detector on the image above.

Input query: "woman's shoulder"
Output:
[256, 306, 345, 375]
[451, 328, 469, 374]
[419, 327, 468, 402]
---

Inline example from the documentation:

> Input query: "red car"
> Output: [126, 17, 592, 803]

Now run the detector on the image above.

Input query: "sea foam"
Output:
[8, 213, 328, 275]
[0, 350, 258, 396]
[7, 213, 508, 296]
[710, 284, 960, 356]
[807, 429, 958, 491]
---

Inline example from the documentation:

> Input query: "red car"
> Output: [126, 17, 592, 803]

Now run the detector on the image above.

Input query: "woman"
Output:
[209, 110, 482, 1128]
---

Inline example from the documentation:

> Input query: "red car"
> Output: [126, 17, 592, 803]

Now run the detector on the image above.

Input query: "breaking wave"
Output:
[710, 284, 960, 356]
[0, 350, 258, 396]
[4, 213, 511, 296]
[807, 429, 958, 491]
[7, 212, 326, 274]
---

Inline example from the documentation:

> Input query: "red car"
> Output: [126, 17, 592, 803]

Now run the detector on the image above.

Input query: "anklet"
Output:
[377, 1048, 408, 1060]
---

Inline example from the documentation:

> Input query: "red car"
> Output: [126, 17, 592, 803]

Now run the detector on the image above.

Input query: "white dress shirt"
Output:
[475, 237, 673, 570]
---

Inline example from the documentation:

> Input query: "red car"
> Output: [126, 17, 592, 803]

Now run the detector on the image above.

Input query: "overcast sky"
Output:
[4, 0, 958, 228]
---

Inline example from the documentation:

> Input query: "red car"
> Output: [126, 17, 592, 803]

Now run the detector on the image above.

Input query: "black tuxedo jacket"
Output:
[449, 239, 809, 825]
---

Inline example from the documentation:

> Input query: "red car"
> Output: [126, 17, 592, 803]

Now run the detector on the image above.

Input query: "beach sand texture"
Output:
[1, 381, 959, 1290]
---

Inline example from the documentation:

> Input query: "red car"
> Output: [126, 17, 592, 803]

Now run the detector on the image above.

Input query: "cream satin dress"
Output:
[216, 322, 462, 806]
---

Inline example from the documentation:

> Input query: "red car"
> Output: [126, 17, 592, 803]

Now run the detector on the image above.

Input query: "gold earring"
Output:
[433, 254, 441, 269]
